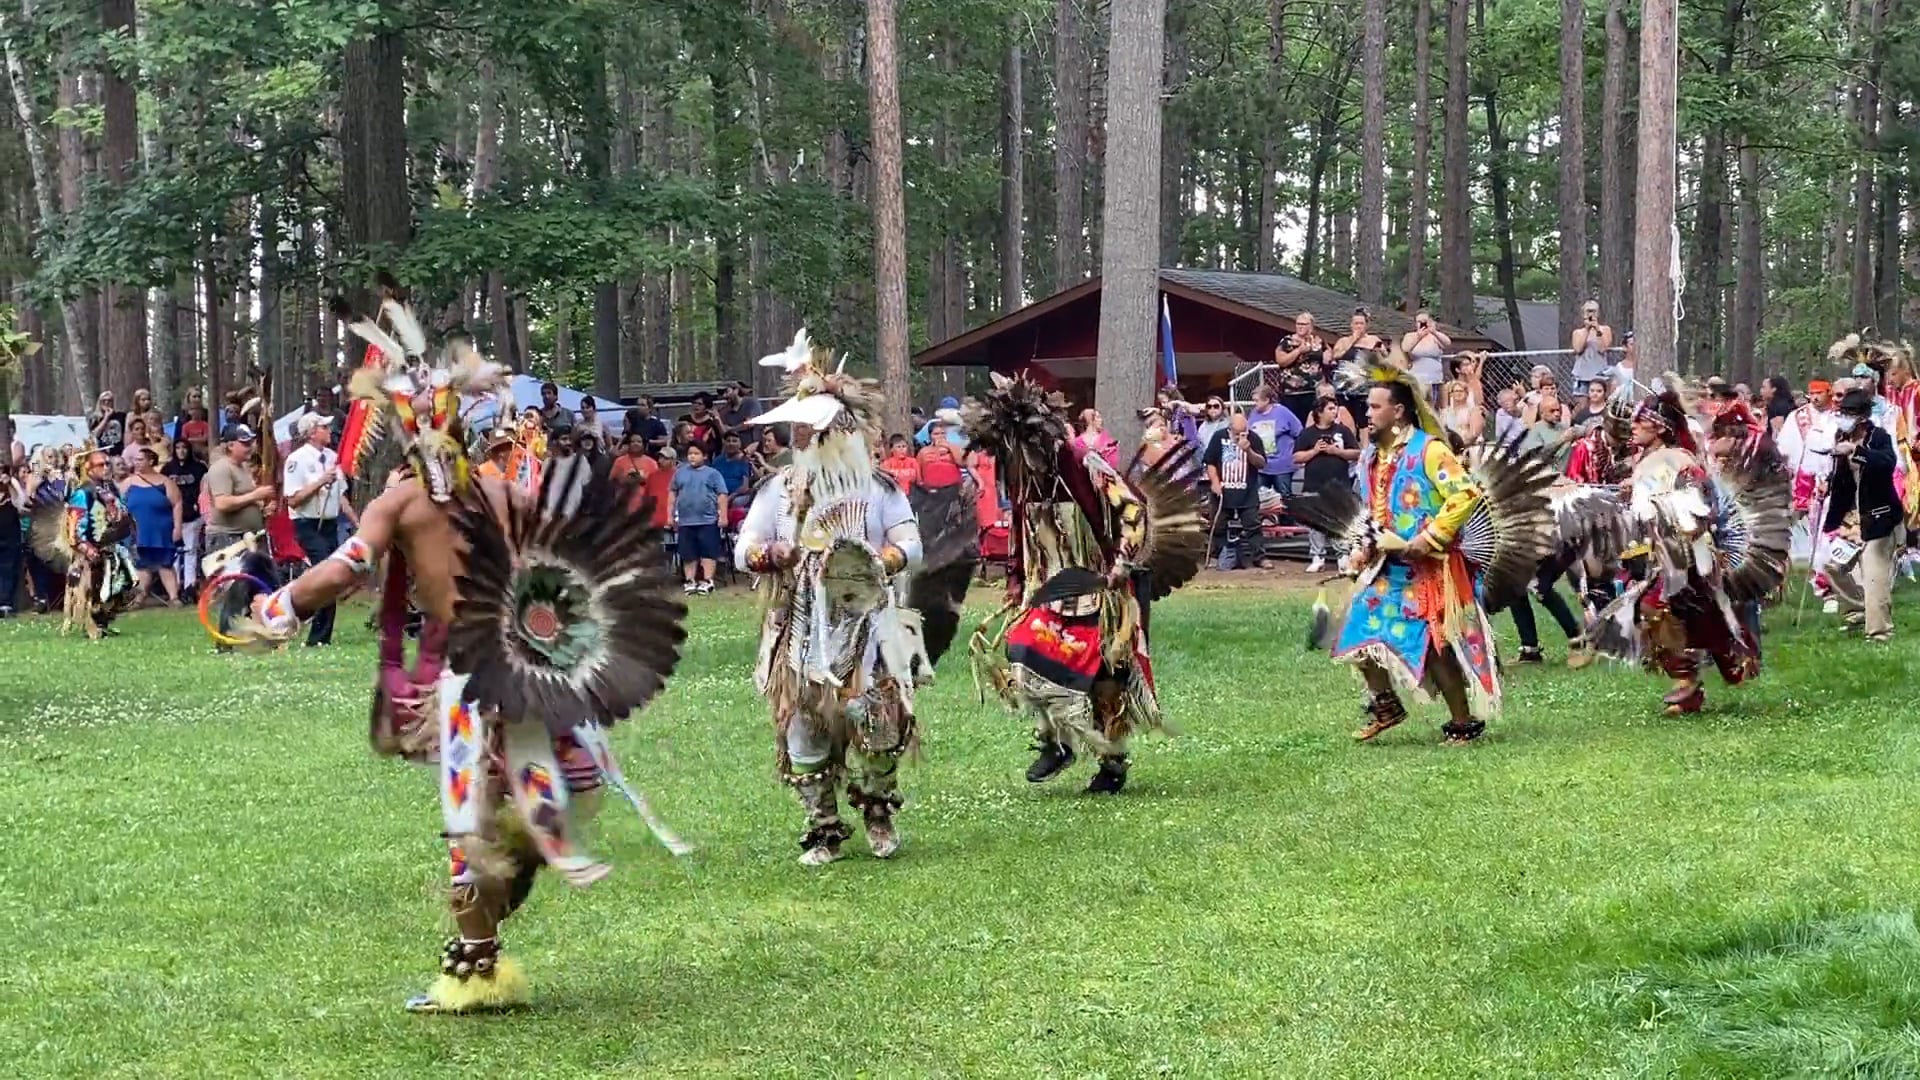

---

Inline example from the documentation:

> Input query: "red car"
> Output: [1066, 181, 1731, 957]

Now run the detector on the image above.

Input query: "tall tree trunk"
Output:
[1258, 0, 1288, 273]
[57, 69, 103, 403]
[1439, 0, 1473, 328]
[1053, 0, 1090, 288]
[1684, 0, 1740, 375]
[1331, 160, 1354, 285]
[1406, 0, 1432, 310]
[644, 87, 672, 381]
[2, 6, 97, 404]
[1632, 0, 1679, 372]
[1557, 0, 1589, 343]
[1873, 17, 1902, 334]
[1094, 0, 1166, 453]
[1850, 0, 1886, 329]
[100, 0, 144, 403]
[1479, 20, 1524, 349]
[582, 42, 621, 397]
[1001, 33, 1026, 311]
[259, 190, 286, 410]
[1159, 1, 1189, 267]
[1357, 0, 1387, 302]
[612, 61, 639, 386]
[1599, 0, 1635, 330]
[867, 0, 910, 433]
[472, 57, 516, 370]
[1729, 139, 1762, 383]
[339, 16, 410, 347]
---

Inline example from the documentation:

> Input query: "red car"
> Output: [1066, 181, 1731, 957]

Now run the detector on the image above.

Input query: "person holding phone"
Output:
[1204, 410, 1269, 570]
[1399, 310, 1451, 393]
[1293, 397, 1359, 572]
[1570, 300, 1614, 391]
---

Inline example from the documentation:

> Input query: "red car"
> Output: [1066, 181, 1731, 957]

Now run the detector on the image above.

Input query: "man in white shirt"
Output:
[1777, 379, 1839, 591]
[282, 413, 356, 645]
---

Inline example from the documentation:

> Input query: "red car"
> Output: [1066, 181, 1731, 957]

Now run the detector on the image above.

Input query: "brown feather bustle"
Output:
[1713, 453, 1794, 603]
[1125, 440, 1208, 599]
[962, 372, 1072, 486]
[1459, 442, 1563, 613]
[446, 456, 688, 733]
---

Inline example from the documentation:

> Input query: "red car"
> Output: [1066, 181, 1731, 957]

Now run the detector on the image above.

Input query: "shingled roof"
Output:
[1159, 269, 1478, 342]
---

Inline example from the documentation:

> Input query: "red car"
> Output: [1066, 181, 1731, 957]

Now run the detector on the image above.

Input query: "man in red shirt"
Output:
[915, 420, 963, 488]
[880, 434, 920, 491]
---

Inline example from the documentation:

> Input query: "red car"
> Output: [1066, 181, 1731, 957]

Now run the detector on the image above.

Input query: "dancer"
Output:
[735, 331, 977, 865]
[30, 447, 137, 639]
[1290, 353, 1558, 745]
[966, 372, 1207, 793]
[222, 297, 687, 1013]
[1586, 382, 1791, 715]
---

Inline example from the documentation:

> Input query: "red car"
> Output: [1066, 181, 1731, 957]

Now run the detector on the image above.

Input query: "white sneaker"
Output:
[682, 582, 697, 595]
[1307, 556, 1325, 573]
[697, 580, 714, 594]
[1822, 598, 1839, 615]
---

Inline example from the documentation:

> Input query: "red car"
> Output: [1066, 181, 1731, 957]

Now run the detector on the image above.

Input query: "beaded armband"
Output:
[327, 535, 376, 576]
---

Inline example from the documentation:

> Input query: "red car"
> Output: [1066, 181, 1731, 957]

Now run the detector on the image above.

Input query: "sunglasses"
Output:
[1206, 403, 1223, 410]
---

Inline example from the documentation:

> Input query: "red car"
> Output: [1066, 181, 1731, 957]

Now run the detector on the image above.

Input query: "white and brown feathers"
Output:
[1711, 454, 1794, 602]
[1459, 443, 1565, 612]
[447, 454, 687, 732]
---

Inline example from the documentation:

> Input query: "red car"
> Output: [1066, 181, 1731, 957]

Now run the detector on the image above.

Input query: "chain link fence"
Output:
[1227, 347, 1629, 410]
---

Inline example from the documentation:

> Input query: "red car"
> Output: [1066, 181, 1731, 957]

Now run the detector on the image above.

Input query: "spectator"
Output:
[1294, 396, 1359, 572]
[477, 427, 516, 481]
[1569, 300, 1614, 389]
[609, 432, 659, 514]
[681, 392, 726, 457]
[1399, 309, 1451, 392]
[309, 386, 349, 433]
[1196, 394, 1230, 449]
[622, 395, 673, 458]
[1204, 409, 1269, 570]
[89, 391, 127, 455]
[1439, 379, 1484, 446]
[1315, 379, 1360, 436]
[537, 382, 575, 436]
[646, 447, 678, 530]
[170, 386, 205, 431]
[916, 421, 964, 488]
[120, 417, 157, 470]
[282, 413, 353, 645]
[917, 396, 962, 446]
[120, 446, 183, 607]
[1824, 386, 1899, 641]
[128, 388, 165, 441]
[204, 425, 274, 556]
[755, 426, 791, 472]
[1139, 410, 1175, 468]
[880, 433, 920, 491]
[1522, 366, 1560, 411]
[1569, 376, 1611, 434]
[669, 443, 728, 595]
[574, 396, 615, 447]
[1761, 375, 1796, 437]
[719, 383, 755, 431]
[1074, 408, 1120, 467]
[4, 420, 19, 470]
[1245, 384, 1302, 494]
[0, 461, 22, 616]
[712, 430, 754, 508]
[1522, 395, 1575, 469]
[1492, 386, 1527, 449]
[179, 404, 212, 462]
[162, 437, 206, 598]
[1273, 313, 1328, 393]
[1330, 308, 1386, 368]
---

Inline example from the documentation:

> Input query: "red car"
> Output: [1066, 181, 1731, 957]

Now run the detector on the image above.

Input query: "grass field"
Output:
[3, 580, 1919, 1078]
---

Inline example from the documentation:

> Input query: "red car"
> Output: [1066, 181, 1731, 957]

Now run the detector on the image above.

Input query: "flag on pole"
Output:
[1160, 295, 1179, 387]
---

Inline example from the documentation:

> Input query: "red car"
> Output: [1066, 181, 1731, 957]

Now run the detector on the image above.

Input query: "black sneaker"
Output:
[1086, 756, 1129, 794]
[1025, 741, 1075, 783]
[1515, 646, 1545, 664]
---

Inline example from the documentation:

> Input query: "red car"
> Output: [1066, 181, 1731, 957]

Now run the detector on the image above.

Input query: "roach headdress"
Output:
[1336, 346, 1445, 438]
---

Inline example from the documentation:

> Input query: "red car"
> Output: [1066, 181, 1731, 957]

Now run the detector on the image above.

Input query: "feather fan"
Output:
[1457, 442, 1563, 613]
[1124, 439, 1209, 599]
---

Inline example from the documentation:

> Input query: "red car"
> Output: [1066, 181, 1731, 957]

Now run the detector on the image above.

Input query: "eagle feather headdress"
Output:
[746, 328, 884, 442]
[1828, 332, 1909, 376]
[333, 295, 505, 462]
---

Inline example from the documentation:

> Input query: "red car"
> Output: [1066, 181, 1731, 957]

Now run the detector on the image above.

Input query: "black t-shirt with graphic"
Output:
[1299, 423, 1357, 492]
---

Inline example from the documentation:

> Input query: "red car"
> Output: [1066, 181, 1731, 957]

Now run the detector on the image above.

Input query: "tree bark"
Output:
[1599, 0, 1635, 331]
[1632, 0, 1679, 372]
[1850, 0, 1886, 329]
[1684, 0, 1740, 374]
[1357, 0, 1387, 303]
[1053, 0, 1090, 288]
[1159, 1, 1189, 267]
[100, 0, 145, 403]
[1873, 13, 1901, 334]
[644, 86, 672, 381]
[1258, 0, 1288, 273]
[1557, 0, 1589, 343]
[340, 14, 410, 347]
[867, 0, 910, 434]
[1479, 6, 1524, 351]
[1729, 139, 1762, 383]
[1001, 34, 1026, 312]
[1094, 0, 1166, 453]
[1406, 0, 1432, 310]
[1439, 0, 1474, 328]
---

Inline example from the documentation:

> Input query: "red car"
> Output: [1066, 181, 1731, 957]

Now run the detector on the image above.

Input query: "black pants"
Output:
[1215, 499, 1263, 567]
[1510, 568, 1582, 649]
[0, 541, 19, 612]
[293, 517, 340, 646]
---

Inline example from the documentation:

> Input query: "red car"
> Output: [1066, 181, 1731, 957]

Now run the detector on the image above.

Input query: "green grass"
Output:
[2, 582, 1918, 1077]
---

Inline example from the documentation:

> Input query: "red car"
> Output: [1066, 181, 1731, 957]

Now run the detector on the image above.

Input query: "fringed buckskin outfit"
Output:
[736, 330, 976, 865]
[226, 293, 687, 1012]
[966, 372, 1205, 794]
[1292, 351, 1559, 745]
[1587, 383, 1790, 715]
[30, 452, 136, 640]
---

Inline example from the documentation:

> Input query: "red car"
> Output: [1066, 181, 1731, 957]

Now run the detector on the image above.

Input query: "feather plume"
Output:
[1306, 588, 1332, 651]
[444, 336, 505, 395]
[1711, 453, 1794, 603]
[380, 297, 428, 358]
[1126, 439, 1208, 599]
[346, 316, 407, 367]
[1458, 442, 1563, 613]
[1828, 332, 1863, 362]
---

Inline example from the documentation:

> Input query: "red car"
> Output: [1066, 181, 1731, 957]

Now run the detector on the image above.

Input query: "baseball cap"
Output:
[295, 413, 334, 435]
[223, 424, 257, 443]
[938, 396, 961, 410]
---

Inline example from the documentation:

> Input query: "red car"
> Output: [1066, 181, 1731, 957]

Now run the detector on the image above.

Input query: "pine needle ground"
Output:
[2, 587, 1916, 1077]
